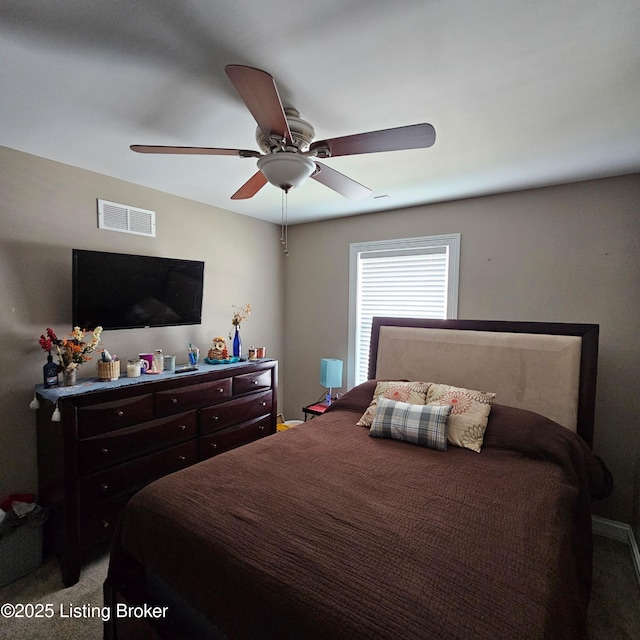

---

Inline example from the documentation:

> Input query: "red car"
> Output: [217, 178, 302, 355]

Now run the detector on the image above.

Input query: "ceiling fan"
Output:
[131, 65, 436, 201]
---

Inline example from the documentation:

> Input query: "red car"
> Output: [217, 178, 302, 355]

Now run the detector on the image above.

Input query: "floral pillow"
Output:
[426, 383, 496, 453]
[357, 381, 431, 427]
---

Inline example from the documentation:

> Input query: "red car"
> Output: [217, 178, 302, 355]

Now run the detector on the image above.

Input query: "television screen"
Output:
[72, 249, 204, 330]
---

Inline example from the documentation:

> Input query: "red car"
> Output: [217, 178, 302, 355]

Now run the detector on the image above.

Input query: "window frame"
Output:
[347, 233, 460, 388]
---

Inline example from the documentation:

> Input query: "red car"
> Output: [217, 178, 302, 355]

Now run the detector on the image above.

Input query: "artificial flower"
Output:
[231, 303, 251, 327]
[38, 326, 103, 372]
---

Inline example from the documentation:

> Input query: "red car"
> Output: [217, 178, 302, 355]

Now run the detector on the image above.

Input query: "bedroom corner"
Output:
[0, 144, 286, 504]
[283, 173, 640, 533]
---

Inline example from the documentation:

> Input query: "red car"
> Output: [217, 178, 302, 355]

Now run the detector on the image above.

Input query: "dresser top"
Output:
[36, 359, 275, 404]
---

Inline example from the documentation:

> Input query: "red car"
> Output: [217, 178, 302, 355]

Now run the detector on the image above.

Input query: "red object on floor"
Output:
[0, 493, 35, 511]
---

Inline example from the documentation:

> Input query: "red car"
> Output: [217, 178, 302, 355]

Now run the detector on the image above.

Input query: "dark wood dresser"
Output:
[35, 360, 277, 586]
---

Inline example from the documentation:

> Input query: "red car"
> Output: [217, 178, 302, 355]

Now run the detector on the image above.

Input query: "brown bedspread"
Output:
[107, 381, 612, 640]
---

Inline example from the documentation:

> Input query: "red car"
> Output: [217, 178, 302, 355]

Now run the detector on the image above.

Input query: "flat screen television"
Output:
[72, 249, 204, 330]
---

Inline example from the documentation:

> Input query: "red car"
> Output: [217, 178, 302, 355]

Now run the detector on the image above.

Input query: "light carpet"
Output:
[1, 536, 639, 639]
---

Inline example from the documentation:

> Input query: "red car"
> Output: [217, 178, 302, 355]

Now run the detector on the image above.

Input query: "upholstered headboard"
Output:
[368, 318, 599, 447]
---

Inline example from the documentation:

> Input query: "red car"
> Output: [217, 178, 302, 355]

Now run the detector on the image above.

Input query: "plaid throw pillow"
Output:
[369, 398, 452, 450]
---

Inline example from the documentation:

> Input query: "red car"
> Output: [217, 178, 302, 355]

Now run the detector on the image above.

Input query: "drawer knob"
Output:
[102, 520, 110, 529]
[178, 455, 186, 462]
[251, 380, 258, 385]
[178, 424, 186, 431]
[258, 425, 265, 431]
[212, 415, 219, 421]
[101, 483, 109, 492]
[171, 397, 178, 404]
[101, 448, 109, 455]
[117, 410, 124, 417]
[217, 387, 225, 393]
[211, 443, 218, 449]
[260, 401, 267, 407]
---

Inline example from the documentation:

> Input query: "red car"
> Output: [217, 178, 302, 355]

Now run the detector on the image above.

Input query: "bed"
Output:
[104, 319, 612, 640]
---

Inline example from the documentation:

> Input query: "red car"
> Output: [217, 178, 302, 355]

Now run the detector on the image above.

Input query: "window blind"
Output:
[355, 247, 449, 385]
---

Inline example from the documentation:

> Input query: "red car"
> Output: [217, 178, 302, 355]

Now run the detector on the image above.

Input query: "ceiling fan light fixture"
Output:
[257, 152, 316, 191]
[133, 66, 435, 202]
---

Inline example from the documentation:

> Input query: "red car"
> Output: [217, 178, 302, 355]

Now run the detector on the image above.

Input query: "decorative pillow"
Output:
[426, 383, 496, 453]
[369, 398, 452, 450]
[356, 381, 431, 427]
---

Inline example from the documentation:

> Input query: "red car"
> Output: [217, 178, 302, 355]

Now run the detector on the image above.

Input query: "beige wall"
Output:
[283, 174, 640, 525]
[0, 145, 284, 498]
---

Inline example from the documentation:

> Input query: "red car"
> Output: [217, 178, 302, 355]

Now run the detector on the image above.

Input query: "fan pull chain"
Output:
[280, 189, 285, 245]
[280, 189, 289, 256]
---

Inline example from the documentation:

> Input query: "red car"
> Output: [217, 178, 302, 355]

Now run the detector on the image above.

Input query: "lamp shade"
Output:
[320, 358, 343, 389]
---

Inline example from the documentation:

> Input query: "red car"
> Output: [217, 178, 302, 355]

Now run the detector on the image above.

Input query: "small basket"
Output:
[97, 360, 120, 381]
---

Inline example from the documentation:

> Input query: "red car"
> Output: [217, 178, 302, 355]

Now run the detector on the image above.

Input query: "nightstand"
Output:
[302, 402, 329, 421]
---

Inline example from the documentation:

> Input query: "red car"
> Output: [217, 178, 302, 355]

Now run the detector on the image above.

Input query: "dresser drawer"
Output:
[200, 416, 271, 460]
[78, 411, 197, 474]
[76, 394, 154, 439]
[200, 390, 272, 436]
[81, 495, 130, 548]
[156, 379, 232, 415]
[80, 440, 198, 507]
[233, 369, 272, 395]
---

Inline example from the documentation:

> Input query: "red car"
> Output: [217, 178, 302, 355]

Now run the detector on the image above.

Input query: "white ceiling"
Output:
[1, 0, 639, 225]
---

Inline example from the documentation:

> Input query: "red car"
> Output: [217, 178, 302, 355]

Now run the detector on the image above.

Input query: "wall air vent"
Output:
[97, 199, 156, 237]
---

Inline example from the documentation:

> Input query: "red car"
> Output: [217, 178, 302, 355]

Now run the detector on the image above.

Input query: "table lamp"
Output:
[320, 358, 343, 405]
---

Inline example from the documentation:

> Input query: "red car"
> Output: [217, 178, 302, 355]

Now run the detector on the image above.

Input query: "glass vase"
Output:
[63, 368, 77, 387]
[232, 325, 242, 358]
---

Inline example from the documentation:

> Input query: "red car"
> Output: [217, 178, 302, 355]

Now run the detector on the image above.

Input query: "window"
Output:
[348, 234, 460, 387]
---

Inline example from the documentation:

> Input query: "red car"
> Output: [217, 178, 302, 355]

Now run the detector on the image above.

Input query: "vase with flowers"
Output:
[38, 326, 103, 386]
[229, 303, 251, 358]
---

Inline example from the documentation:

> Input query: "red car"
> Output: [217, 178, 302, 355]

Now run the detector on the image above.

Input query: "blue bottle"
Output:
[43, 354, 59, 388]
[232, 326, 242, 358]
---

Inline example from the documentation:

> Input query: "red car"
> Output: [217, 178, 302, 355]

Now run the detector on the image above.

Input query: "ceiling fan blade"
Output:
[310, 123, 436, 158]
[231, 171, 268, 200]
[311, 162, 371, 200]
[131, 145, 261, 158]
[225, 65, 292, 144]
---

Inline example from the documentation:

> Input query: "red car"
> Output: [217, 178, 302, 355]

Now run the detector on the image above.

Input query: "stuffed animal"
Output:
[208, 336, 229, 360]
